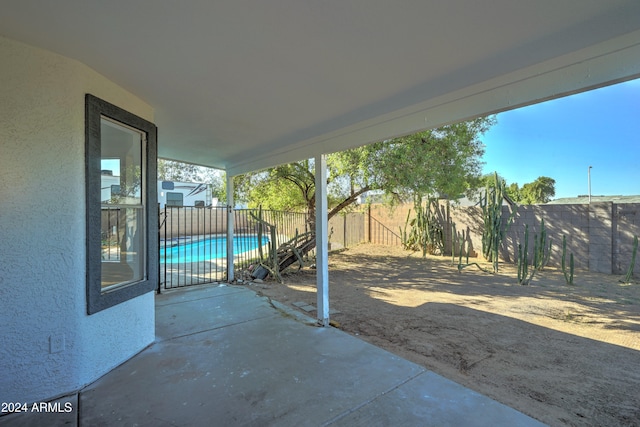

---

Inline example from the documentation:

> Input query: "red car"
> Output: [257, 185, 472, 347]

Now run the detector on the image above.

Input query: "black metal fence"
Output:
[368, 214, 402, 246]
[159, 207, 310, 290]
[101, 207, 122, 261]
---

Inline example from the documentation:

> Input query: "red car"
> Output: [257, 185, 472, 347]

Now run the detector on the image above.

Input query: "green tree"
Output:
[520, 176, 556, 204]
[506, 182, 523, 203]
[158, 159, 201, 182]
[480, 174, 556, 205]
[234, 161, 316, 211]
[235, 116, 495, 222]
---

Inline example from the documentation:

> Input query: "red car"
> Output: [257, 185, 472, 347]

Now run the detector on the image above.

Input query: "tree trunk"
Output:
[279, 186, 372, 272]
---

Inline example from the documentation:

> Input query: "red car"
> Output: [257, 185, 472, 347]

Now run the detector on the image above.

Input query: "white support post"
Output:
[226, 174, 235, 282]
[315, 154, 330, 326]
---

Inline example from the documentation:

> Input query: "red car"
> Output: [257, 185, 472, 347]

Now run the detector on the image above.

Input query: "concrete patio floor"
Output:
[1, 284, 547, 426]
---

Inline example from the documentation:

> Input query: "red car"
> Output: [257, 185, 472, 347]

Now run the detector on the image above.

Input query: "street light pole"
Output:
[587, 166, 593, 203]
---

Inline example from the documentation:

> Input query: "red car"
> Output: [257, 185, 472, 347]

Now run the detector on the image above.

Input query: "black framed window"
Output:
[86, 94, 158, 314]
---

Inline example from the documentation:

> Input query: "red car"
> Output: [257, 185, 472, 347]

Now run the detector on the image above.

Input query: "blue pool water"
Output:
[160, 235, 268, 263]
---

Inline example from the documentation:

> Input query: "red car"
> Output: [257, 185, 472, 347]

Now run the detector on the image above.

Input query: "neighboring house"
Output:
[546, 195, 640, 204]
[357, 190, 385, 205]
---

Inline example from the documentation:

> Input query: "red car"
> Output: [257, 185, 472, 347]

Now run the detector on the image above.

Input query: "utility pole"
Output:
[587, 166, 593, 203]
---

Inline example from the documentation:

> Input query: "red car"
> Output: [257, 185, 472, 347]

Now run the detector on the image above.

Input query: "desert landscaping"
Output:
[245, 243, 640, 427]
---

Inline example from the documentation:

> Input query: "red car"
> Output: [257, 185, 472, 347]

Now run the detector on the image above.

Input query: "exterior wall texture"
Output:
[0, 36, 155, 403]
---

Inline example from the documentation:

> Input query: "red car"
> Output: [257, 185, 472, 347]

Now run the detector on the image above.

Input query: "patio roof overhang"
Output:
[2, 1, 640, 176]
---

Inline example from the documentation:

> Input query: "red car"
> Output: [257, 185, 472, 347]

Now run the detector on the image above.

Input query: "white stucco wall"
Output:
[0, 36, 155, 403]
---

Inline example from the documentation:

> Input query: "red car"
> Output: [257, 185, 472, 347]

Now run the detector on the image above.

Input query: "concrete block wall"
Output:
[500, 204, 590, 270]
[365, 203, 413, 246]
[369, 201, 640, 276]
[448, 205, 484, 257]
[493, 202, 638, 275]
[368, 204, 414, 237]
[588, 203, 613, 273]
[613, 203, 640, 275]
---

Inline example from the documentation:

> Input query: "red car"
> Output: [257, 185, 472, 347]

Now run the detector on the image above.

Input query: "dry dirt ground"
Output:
[242, 243, 640, 427]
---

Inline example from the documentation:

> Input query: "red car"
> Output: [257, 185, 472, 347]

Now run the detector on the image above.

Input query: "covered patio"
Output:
[1, 284, 545, 426]
[2, 1, 640, 426]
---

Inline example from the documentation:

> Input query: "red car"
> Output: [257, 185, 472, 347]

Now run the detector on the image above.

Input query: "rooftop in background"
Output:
[546, 195, 640, 204]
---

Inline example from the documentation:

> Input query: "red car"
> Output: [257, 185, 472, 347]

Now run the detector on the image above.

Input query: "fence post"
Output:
[315, 154, 330, 327]
[157, 203, 161, 294]
[343, 214, 347, 247]
[367, 205, 372, 243]
[226, 175, 235, 282]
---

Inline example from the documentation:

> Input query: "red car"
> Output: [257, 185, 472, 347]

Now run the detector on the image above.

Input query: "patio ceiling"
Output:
[2, 1, 640, 175]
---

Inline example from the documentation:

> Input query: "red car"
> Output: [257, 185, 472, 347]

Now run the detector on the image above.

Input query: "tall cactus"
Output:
[451, 222, 457, 265]
[533, 218, 552, 271]
[400, 210, 412, 250]
[517, 224, 535, 285]
[250, 207, 281, 282]
[455, 221, 489, 273]
[452, 222, 470, 266]
[622, 235, 638, 284]
[481, 172, 516, 272]
[561, 235, 574, 285]
[399, 199, 444, 256]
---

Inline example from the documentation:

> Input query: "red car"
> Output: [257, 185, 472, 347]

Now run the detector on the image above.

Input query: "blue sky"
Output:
[481, 78, 640, 199]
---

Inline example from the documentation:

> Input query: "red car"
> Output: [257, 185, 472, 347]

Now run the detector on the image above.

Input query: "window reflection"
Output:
[100, 118, 145, 290]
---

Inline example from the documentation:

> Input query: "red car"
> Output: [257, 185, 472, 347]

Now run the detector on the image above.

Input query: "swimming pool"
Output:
[160, 235, 269, 263]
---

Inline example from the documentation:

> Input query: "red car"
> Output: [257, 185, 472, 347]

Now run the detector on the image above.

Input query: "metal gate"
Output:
[158, 206, 309, 291]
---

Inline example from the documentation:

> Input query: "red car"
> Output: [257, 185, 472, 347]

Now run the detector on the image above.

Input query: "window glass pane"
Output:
[166, 192, 183, 206]
[101, 120, 142, 205]
[101, 207, 145, 289]
[100, 117, 145, 290]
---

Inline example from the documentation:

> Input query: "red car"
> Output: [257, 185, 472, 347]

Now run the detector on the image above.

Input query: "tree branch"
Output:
[328, 186, 371, 220]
